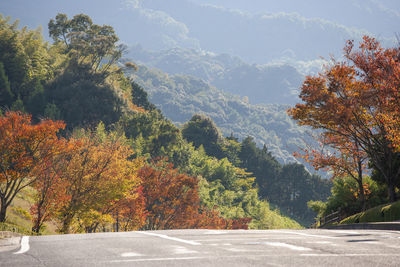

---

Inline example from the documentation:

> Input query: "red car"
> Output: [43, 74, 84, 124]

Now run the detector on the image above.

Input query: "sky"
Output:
[1, 0, 399, 68]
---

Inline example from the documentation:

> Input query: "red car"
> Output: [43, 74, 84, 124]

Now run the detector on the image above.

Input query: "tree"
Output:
[138, 159, 200, 230]
[0, 111, 65, 222]
[130, 80, 155, 111]
[182, 114, 224, 158]
[48, 13, 123, 76]
[308, 176, 387, 221]
[0, 16, 28, 99]
[44, 70, 124, 129]
[112, 185, 147, 231]
[0, 15, 60, 115]
[30, 142, 70, 233]
[119, 110, 191, 169]
[0, 62, 13, 108]
[55, 125, 140, 233]
[288, 36, 400, 202]
[294, 134, 369, 211]
[238, 136, 281, 199]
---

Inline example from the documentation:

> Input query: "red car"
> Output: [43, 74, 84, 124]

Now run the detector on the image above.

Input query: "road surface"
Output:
[1, 229, 400, 266]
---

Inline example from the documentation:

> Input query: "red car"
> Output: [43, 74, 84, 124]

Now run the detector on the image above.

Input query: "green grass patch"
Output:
[0, 222, 31, 236]
[340, 200, 400, 224]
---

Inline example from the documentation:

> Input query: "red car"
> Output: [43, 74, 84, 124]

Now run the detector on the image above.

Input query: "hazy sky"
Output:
[1, 0, 399, 66]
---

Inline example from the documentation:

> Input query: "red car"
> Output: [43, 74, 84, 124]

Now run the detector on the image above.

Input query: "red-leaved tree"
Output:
[0, 111, 65, 222]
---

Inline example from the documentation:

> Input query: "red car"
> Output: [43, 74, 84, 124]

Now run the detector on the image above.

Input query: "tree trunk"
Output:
[357, 179, 367, 211]
[60, 213, 74, 234]
[0, 202, 7, 223]
[357, 158, 366, 212]
[32, 207, 43, 234]
[388, 182, 397, 202]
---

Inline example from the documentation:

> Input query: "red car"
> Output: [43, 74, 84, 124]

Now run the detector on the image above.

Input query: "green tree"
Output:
[48, 13, 123, 76]
[308, 176, 387, 222]
[0, 62, 13, 108]
[131, 81, 155, 111]
[44, 68, 123, 129]
[182, 114, 224, 158]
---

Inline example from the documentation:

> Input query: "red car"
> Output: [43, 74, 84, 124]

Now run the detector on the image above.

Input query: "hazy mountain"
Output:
[136, 0, 396, 63]
[2, 0, 397, 65]
[190, 0, 400, 39]
[128, 45, 304, 104]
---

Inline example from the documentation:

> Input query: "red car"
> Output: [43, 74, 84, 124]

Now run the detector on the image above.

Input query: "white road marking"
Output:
[205, 242, 232, 246]
[203, 230, 228, 235]
[275, 231, 337, 239]
[362, 241, 380, 244]
[121, 252, 143, 257]
[192, 238, 249, 242]
[328, 230, 360, 235]
[306, 241, 332, 244]
[136, 231, 201, 246]
[14, 236, 29, 254]
[171, 245, 198, 254]
[247, 241, 312, 251]
[301, 253, 400, 257]
[193, 237, 301, 242]
[223, 247, 265, 252]
[110, 257, 203, 263]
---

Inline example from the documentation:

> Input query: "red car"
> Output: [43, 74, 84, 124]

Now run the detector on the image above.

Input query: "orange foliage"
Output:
[0, 111, 65, 222]
[113, 185, 147, 231]
[55, 132, 140, 233]
[137, 159, 251, 230]
[288, 36, 400, 202]
[30, 145, 71, 233]
[138, 160, 200, 230]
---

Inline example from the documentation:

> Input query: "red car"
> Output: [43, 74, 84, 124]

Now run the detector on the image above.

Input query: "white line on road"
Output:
[247, 241, 312, 251]
[121, 252, 143, 257]
[301, 253, 400, 257]
[306, 241, 332, 244]
[14, 236, 29, 254]
[327, 230, 360, 235]
[275, 231, 337, 239]
[110, 256, 203, 263]
[172, 245, 199, 254]
[203, 230, 228, 235]
[136, 231, 201, 245]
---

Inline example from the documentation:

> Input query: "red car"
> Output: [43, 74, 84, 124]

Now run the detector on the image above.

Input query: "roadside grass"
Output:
[340, 200, 400, 224]
[1, 187, 58, 237]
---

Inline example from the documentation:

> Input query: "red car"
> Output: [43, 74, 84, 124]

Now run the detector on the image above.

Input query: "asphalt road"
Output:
[1, 229, 400, 266]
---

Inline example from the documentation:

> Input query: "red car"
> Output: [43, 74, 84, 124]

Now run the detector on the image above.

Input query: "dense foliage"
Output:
[129, 64, 316, 166]
[0, 14, 308, 232]
[290, 37, 400, 223]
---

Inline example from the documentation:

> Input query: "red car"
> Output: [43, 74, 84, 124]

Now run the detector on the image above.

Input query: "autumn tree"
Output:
[55, 125, 141, 233]
[0, 111, 65, 222]
[112, 185, 147, 232]
[30, 157, 68, 233]
[288, 36, 400, 202]
[295, 133, 369, 211]
[30, 138, 73, 234]
[138, 159, 200, 230]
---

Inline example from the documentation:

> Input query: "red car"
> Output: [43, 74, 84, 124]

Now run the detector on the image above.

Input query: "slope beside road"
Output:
[1, 229, 400, 266]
